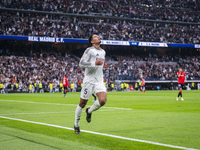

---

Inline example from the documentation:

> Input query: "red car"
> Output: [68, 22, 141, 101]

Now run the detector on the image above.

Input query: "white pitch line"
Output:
[0, 116, 197, 150]
[0, 99, 77, 106]
[0, 109, 113, 116]
[0, 99, 132, 111]
[0, 111, 74, 115]
[104, 106, 132, 110]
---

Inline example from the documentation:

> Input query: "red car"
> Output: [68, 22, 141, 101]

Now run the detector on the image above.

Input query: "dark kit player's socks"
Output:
[178, 91, 182, 97]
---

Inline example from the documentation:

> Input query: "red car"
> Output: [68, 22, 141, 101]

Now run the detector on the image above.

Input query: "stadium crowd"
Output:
[110, 55, 200, 81]
[0, 0, 199, 22]
[0, 52, 199, 92]
[0, 53, 83, 92]
[0, 12, 199, 44]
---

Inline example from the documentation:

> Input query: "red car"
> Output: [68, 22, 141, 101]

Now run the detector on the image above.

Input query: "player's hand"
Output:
[95, 59, 103, 65]
[103, 61, 108, 68]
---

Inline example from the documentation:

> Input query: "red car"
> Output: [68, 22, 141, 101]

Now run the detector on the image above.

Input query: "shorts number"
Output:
[84, 89, 88, 94]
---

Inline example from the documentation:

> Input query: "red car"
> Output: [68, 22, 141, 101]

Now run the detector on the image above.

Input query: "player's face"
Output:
[91, 35, 101, 44]
[179, 68, 182, 72]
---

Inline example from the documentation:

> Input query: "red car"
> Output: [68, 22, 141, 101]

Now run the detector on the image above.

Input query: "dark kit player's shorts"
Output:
[64, 87, 68, 91]
[178, 83, 184, 89]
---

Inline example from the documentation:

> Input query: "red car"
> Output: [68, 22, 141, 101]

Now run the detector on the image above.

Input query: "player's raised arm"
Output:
[79, 49, 95, 68]
[79, 49, 103, 68]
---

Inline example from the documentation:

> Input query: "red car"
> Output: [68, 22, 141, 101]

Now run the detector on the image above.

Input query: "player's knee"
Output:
[99, 101, 105, 106]
[99, 97, 107, 106]
[79, 102, 86, 108]
[79, 99, 88, 108]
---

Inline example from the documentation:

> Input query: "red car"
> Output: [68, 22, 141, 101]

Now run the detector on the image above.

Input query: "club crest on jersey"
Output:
[82, 54, 87, 59]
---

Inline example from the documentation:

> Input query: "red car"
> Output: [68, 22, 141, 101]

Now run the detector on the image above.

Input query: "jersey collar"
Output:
[93, 46, 102, 51]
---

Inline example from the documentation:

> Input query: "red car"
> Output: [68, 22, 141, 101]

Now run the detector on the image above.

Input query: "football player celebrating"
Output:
[63, 74, 69, 97]
[74, 34, 108, 134]
[176, 68, 186, 101]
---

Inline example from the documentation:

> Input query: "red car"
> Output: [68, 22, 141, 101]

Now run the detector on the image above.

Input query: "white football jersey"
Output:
[79, 46, 106, 83]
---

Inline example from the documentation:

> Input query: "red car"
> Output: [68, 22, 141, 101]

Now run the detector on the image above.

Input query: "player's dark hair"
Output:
[88, 34, 94, 45]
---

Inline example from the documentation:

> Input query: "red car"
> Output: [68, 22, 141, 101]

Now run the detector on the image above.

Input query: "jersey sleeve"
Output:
[79, 48, 95, 68]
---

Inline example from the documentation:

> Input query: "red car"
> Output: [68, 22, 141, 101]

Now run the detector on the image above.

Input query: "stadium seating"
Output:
[0, 0, 199, 22]
[0, 54, 199, 91]
[0, 0, 199, 92]
[0, 11, 199, 43]
[0, 0, 199, 44]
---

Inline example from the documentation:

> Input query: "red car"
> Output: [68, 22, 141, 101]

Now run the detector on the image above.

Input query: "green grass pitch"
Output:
[0, 90, 199, 150]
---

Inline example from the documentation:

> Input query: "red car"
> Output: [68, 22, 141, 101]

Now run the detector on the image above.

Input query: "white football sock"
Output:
[75, 105, 83, 127]
[88, 100, 101, 113]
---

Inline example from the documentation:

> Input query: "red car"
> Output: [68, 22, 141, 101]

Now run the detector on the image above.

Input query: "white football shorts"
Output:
[81, 82, 107, 100]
